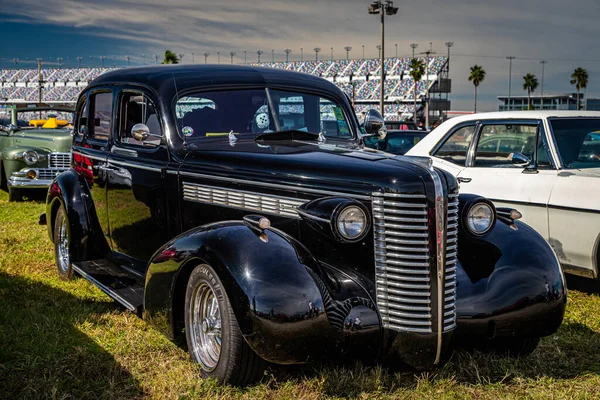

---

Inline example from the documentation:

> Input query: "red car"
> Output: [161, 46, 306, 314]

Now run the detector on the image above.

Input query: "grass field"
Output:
[1, 189, 599, 399]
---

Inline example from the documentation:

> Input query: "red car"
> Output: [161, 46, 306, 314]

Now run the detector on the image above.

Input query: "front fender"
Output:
[456, 216, 566, 339]
[2, 146, 51, 171]
[46, 169, 109, 261]
[144, 221, 344, 364]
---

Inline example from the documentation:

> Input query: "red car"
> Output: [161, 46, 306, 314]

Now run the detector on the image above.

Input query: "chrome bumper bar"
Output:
[8, 168, 66, 189]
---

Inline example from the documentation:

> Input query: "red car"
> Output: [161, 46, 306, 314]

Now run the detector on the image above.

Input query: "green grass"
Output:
[1, 189, 600, 399]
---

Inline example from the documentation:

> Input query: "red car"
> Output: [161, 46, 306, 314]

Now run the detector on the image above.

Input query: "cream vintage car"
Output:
[407, 111, 600, 279]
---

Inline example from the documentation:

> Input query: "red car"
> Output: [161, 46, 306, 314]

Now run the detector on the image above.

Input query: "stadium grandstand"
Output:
[0, 56, 451, 121]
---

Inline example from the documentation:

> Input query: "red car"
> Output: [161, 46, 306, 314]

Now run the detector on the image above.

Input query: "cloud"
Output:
[5, 0, 600, 111]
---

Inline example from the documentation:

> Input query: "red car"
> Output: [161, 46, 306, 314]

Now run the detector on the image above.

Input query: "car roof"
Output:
[88, 64, 342, 95]
[444, 110, 600, 124]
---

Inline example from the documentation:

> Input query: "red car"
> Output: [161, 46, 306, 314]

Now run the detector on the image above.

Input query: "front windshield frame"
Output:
[548, 117, 600, 170]
[172, 85, 357, 142]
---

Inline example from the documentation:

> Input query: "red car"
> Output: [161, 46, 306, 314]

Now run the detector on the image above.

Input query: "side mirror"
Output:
[363, 109, 385, 135]
[511, 152, 531, 166]
[131, 123, 150, 142]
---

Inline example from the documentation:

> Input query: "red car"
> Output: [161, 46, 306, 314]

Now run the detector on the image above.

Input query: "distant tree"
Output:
[409, 58, 425, 121]
[570, 67, 589, 110]
[522, 73, 539, 110]
[468, 65, 486, 113]
[162, 50, 179, 64]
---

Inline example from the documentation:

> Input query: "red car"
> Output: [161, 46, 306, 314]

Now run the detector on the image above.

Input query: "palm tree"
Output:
[522, 73, 539, 110]
[570, 67, 589, 110]
[408, 58, 425, 122]
[468, 65, 486, 113]
[162, 50, 179, 64]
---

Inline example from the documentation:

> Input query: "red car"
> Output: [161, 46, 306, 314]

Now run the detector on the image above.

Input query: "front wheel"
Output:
[53, 206, 74, 280]
[184, 264, 265, 386]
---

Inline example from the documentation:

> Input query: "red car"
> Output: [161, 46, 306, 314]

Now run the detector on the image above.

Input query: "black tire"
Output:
[8, 187, 23, 202]
[489, 336, 540, 356]
[53, 206, 74, 281]
[184, 264, 265, 386]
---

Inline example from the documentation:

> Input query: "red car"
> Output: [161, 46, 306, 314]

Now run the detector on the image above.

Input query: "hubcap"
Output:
[57, 217, 70, 273]
[189, 283, 222, 372]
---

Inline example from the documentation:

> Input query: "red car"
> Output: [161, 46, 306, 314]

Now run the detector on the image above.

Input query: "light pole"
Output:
[330, 47, 334, 61]
[540, 60, 547, 105]
[445, 42, 453, 107]
[143, 53, 146, 64]
[217, 52, 220, 63]
[369, 0, 399, 115]
[314, 47, 321, 61]
[395, 43, 398, 58]
[203, 52, 209, 63]
[284, 49, 291, 62]
[362, 44, 365, 58]
[113, 55, 116, 67]
[179, 53, 185, 64]
[376, 45, 381, 58]
[99, 56, 104, 68]
[57, 57, 63, 67]
[271, 49, 274, 62]
[244, 50, 247, 64]
[154, 54, 159, 64]
[410, 43, 418, 58]
[420, 42, 436, 129]
[257, 50, 263, 63]
[506, 56, 515, 111]
[192, 52, 195, 63]
[344, 46, 352, 60]
[126, 55, 131, 67]
[300, 47, 303, 61]
[77, 56, 83, 68]
[230, 51, 236, 64]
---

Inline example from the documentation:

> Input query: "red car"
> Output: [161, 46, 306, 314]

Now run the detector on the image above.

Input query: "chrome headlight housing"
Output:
[23, 150, 39, 165]
[466, 202, 495, 235]
[336, 205, 368, 241]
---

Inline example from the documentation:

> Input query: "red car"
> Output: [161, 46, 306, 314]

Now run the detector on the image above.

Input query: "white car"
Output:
[407, 111, 600, 279]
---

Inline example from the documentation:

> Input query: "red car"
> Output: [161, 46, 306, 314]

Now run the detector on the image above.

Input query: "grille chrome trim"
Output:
[182, 181, 308, 218]
[444, 194, 459, 332]
[49, 152, 71, 169]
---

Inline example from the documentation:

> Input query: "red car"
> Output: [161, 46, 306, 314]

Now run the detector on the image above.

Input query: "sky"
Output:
[1, 0, 599, 111]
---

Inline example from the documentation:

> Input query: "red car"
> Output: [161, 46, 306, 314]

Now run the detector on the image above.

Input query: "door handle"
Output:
[457, 177, 472, 183]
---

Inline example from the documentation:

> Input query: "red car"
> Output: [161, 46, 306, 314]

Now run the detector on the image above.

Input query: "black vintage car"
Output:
[43, 65, 566, 386]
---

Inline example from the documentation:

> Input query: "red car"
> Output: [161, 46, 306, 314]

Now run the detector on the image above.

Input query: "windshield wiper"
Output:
[254, 130, 319, 142]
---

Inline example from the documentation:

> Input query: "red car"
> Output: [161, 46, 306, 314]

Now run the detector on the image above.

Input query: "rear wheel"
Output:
[8, 187, 23, 202]
[184, 264, 265, 386]
[53, 206, 74, 280]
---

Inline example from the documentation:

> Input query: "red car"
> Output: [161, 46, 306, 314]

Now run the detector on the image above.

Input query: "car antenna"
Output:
[172, 72, 188, 151]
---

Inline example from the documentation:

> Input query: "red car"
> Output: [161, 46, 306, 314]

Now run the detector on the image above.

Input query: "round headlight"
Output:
[23, 150, 39, 165]
[337, 206, 368, 241]
[467, 203, 494, 235]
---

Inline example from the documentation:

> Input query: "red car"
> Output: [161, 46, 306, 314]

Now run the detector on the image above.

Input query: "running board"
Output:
[72, 259, 144, 316]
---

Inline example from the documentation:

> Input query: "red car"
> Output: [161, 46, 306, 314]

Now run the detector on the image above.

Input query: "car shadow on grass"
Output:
[566, 274, 600, 296]
[261, 321, 600, 397]
[0, 272, 143, 400]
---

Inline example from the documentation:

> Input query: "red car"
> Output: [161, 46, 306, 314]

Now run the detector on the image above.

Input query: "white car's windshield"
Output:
[175, 89, 353, 141]
[550, 118, 600, 169]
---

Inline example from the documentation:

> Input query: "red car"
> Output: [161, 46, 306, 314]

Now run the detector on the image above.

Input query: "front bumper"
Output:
[8, 168, 66, 189]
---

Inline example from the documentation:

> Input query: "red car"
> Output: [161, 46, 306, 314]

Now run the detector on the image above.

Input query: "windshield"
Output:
[175, 89, 353, 141]
[550, 118, 600, 169]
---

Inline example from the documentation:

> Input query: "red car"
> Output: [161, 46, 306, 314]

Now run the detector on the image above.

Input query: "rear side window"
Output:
[89, 91, 113, 142]
[434, 125, 475, 166]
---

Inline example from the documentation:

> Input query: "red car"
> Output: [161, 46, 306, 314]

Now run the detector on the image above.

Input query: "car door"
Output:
[72, 89, 113, 251]
[105, 87, 172, 271]
[456, 120, 558, 240]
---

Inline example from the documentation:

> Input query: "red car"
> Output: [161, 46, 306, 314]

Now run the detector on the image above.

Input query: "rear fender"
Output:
[144, 221, 345, 364]
[46, 169, 109, 261]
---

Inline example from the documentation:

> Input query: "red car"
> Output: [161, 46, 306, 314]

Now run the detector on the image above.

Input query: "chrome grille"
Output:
[182, 182, 307, 218]
[373, 192, 433, 333]
[49, 152, 71, 169]
[37, 168, 63, 180]
[444, 193, 459, 332]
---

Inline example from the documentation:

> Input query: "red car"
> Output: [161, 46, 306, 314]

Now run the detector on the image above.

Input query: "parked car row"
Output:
[27, 65, 568, 386]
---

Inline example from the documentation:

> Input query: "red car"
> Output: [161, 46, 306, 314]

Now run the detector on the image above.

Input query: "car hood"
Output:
[11, 129, 73, 153]
[181, 138, 457, 198]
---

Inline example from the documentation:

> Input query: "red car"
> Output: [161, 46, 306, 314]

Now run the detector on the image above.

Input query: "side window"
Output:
[434, 125, 475, 166]
[473, 124, 537, 167]
[118, 92, 163, 147]
[320, 98, 352, 139]
[74, 97, 88, 140]
[89, 91, 113, 142]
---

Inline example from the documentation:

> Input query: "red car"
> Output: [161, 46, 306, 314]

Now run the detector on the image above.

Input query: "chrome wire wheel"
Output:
[189, 282, 222, 372]
[56, 216, 70, 274]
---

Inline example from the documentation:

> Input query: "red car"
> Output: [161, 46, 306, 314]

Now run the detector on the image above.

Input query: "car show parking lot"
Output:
[1, 191, 599, 399]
